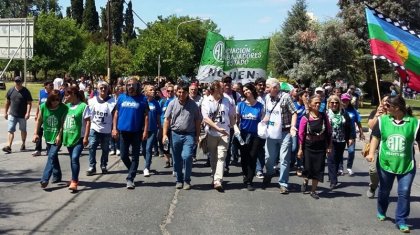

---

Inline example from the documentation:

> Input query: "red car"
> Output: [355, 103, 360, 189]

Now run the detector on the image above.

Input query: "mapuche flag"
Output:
[365, 6, 420, 91]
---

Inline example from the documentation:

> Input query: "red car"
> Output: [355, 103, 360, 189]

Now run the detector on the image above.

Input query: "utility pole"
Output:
[107, 0, 112, 85]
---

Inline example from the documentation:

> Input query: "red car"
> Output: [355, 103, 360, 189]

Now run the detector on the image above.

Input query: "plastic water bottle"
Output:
[163, 138, 170, 151]
[235, 132, 245, 145]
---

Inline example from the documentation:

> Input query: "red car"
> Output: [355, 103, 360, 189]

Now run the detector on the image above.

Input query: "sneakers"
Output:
[116, 149, 120, 156]
[20, 144, 26, 151]
[367, 187, 376, 198]
[256, 171, 264, 179]
[110, 150, 116, 155]
[214, 181, 223, 191]
[143, 168, 150, 177]
[301, 180, 309, 193]
[86, 167, 96, 176]
[126, 180, 135, 189]
[347, 169, 354, 176]
[40, 181, 48, 189]
[377, 213, 386, 221]
[175, 182, 183, 189]
[101, 166, 108, 174]
[310, 191, 320, 199]
[337, 170, 344, 176]
[279, 186, 289, 194]
[32, 151, 41, 157]
[296, 169, 303, 177]
[68, 180, 78, 191]
[246, 183, 255, 191]
[2, 146, 11, 153]
[183, 183, 191, 190]
[398, 224, 410, 233]
[262, 177, 271, 190]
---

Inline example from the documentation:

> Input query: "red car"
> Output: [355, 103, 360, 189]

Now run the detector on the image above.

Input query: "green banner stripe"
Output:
[368, 23, 391, 43]
[405, 54, 420, 75]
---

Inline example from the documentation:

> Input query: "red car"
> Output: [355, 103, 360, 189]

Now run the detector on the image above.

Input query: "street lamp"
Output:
[176, 18, 209, 39]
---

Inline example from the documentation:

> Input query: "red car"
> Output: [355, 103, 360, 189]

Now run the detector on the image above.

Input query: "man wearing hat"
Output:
[3, 76, 33, 153]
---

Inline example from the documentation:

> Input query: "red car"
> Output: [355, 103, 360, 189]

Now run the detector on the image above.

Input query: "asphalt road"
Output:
[1, 116, 420, 235]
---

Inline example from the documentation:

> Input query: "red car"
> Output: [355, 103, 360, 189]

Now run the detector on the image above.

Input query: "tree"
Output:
[0, 0, 61, 18]
[100, 7, 108, 41]
[83, 0, 99, 32]
[271, 0, 310, 76]
[70, 0, 84, 25]
[31, 13, 88, 78]
[110, 0, 124, 44]
[123, 0, 136, 45]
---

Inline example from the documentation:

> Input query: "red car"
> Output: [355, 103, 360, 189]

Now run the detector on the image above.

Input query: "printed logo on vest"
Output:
[386, 134, 406, 153]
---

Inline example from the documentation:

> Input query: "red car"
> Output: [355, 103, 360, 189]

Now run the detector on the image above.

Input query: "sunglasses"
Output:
[99, 86, 108, 90]
[330, 101, 339, 104]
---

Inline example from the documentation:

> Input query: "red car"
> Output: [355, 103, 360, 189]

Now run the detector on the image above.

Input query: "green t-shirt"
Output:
[63, 102, 87, 147]
[40, 103, 68, 144]
[379, 115, 419, 174]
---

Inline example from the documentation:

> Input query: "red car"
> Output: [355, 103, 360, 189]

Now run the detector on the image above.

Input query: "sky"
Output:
[58, 0, 340, 39]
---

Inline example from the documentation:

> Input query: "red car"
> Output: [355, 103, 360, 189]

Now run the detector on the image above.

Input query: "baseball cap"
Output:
[315, 87, 324, 93]
[341, 93, 352, 101]
[14, 76, 22, 82]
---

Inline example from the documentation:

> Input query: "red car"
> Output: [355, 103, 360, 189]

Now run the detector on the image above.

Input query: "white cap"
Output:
[315, 87, 324, 93]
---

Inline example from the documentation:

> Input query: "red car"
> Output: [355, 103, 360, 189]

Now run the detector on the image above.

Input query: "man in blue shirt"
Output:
[112, 78, 149, 189]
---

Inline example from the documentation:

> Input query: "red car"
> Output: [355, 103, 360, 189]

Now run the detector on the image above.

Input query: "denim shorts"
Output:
[8, 115, 27, 132]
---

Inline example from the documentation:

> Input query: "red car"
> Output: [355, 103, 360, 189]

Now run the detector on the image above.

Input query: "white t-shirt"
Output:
[264, 94, 283, 139]
[88, 96, 116, 133]
[201, 95, 235, 137]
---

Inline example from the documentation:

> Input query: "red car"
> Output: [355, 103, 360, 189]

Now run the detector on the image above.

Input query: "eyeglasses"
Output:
[330, 101, 339, 104]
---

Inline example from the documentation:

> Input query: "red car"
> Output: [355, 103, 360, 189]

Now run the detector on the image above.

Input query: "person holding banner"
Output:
[236, 83, 264, 191]
[262, 78, 297, 194]
[367, 95, 420, 233]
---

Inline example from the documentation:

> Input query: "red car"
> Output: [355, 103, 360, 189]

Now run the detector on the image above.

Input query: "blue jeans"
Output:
[265, 132, 292, 188]
[89, 130, 111, 168]
[171, 131, 196, 184]
[377, 167, 416, 226]
[41, 143, 62, 182]
[339, 142, 355, 171]
[290, 135, 302, 169]
[327, 142, 346, 185]
[142, 130, 157, 170]
[66, 138, 84, 181]
[256, 139, 266, 173]
[120, 131, 142, 181]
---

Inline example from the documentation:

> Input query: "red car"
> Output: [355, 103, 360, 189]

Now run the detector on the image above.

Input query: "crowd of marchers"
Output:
[3, 75, 419, 233]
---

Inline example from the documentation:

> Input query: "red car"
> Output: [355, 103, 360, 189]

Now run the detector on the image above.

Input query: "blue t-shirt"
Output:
[116, 93, 148, 132]
[160, 97, 174, 124]
[39, 89, 49, 104]
[236, 101, 264, 134]
[345, 106, 361, 124]
[147, 99, 162, 132]
[294, 101, 306, 128]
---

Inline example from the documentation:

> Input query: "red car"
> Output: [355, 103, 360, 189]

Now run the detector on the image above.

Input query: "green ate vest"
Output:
[40, 103, 68, 144]
[63, 102, 87, 147]
[379, 115, 419, 174]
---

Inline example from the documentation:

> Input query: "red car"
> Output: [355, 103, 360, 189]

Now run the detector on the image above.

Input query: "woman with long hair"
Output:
[34, 90, 68, 188]
[326, 95, 355, 189]
[62, 86, 90, 191]
[236, 83, 265, 191]
[367, 95, 419, 233]
[298, 95, 332, 199]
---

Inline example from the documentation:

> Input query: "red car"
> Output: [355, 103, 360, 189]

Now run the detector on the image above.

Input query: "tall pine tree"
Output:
[100, 6, 108, 41]
[111, 0, 124, 44]
[272, 0, 310, 75]
[83, 0, 99, 32]
[71, 0, 84, 25]
[123, 1, 136, 45]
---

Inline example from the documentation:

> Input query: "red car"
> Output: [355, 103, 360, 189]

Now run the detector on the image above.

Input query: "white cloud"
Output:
[258, 16, 272, 24]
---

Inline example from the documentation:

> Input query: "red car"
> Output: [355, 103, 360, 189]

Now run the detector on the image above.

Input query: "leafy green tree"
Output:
[31, 13, 87, 78]
[83, 0, 99, 32]
[70, 0, 84, 25]
[100, 6, 108, 41]
[123, 0, 136, 45]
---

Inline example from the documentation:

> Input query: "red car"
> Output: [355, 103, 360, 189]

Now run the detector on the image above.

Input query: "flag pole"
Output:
[373, 58, 382, 103]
